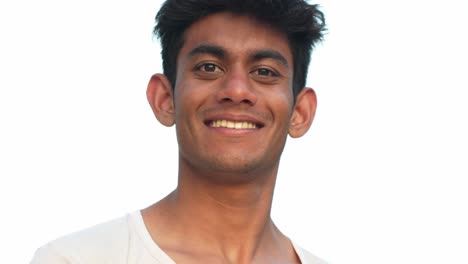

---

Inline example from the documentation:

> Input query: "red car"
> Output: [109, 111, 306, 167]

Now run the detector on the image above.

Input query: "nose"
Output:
[216, 71, 257, 106]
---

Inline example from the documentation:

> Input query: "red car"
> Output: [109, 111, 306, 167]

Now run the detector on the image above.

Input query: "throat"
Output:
[142, 193, 296, 263]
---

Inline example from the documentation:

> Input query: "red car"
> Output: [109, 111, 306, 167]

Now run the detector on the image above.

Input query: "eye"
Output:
[197, 63, 222, 73]
[252, 68, 278, 77]
[194, 62, 224, 79]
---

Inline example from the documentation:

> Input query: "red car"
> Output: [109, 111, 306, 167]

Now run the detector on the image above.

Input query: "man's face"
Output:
[173, 12, 295, 179]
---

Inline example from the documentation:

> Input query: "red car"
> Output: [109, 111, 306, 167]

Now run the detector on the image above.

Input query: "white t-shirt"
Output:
[31, 211, 327, 264]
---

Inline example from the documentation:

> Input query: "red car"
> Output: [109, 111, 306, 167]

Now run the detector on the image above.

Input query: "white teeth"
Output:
[210, 120, 257, 129]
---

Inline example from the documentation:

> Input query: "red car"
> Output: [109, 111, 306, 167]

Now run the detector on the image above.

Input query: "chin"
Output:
[204, 154, 275, 179]
[180, 148, 279, 183]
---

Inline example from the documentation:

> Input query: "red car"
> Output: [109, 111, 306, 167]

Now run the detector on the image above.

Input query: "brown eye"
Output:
[254, 68, 277, 77]
[194, 62, 224, 79]
[199, 63, 221, 72]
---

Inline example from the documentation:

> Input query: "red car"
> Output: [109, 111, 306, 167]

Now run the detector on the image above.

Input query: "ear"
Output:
[289, 88, 317, 138]
[146, 74, 175, 127]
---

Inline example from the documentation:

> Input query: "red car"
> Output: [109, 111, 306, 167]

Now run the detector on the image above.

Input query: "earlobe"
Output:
[289, 88, 317, 138]
[146, 74, 175, 127]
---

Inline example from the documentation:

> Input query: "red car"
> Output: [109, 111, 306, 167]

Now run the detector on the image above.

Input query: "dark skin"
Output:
[144, 12, 317, 264]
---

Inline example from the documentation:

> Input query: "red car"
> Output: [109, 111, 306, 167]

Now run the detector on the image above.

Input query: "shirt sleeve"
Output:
[30, 244, 73, 264]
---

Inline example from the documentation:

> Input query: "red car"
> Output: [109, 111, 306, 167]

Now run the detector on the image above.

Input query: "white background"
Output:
[1, 0, 467, 263]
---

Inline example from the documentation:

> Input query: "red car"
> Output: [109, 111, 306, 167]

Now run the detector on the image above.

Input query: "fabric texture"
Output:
[31, 211, 327, 264]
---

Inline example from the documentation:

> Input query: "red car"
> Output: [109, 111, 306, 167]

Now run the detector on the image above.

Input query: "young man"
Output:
[31, 0, 326, 263]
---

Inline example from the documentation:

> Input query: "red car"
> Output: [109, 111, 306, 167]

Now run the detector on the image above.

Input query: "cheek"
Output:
[265, 87, 294, 121]
[173, 80, 212, 126]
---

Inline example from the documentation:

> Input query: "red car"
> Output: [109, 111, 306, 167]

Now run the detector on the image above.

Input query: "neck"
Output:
[176, 158, 278, 245]
[143, 158, 295, 263]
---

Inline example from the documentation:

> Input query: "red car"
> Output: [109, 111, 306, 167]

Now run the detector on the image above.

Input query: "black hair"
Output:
[154, 0, 326, 99]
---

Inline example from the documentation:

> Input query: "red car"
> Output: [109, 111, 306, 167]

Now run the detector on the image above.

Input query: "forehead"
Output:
[177, 12, 292, 64]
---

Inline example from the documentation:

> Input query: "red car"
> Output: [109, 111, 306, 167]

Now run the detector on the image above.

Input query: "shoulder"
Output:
[292, 241, 329, 264]
[31, 214, 131, 264]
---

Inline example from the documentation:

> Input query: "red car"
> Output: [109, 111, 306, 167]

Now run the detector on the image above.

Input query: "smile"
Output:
[209, 120, 258, 129]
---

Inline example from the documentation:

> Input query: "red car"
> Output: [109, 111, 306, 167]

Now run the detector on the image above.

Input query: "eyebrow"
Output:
[187, 44, 289, 68]
[251, 49, 289, 68]
[188, 44, 226, 60]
